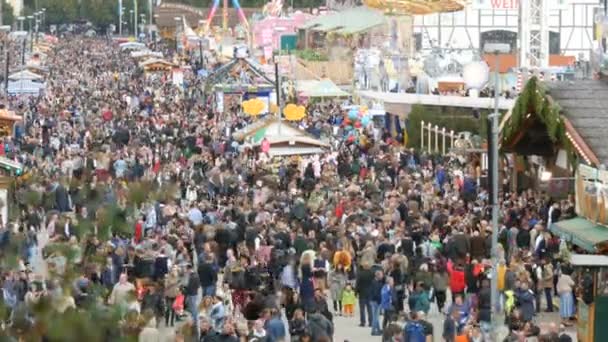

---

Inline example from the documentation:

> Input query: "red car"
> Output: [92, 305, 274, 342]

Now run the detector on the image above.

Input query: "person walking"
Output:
[355, 261, 374, 327]
[163, 267, 180, 327]
[328, 265, 347, 316]
[557, 270, 575, 326]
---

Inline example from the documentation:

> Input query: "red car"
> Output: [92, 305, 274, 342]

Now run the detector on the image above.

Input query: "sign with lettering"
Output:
[471, 0, 569, 10]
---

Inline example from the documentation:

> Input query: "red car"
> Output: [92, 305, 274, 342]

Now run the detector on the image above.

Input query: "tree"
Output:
[80, 0, 115, 27]
[2, 1, 15, 26]
[36, 0, 79, 25]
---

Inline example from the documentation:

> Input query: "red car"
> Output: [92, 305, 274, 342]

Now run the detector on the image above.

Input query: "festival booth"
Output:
[233, 116, 329, 157]
[550, 163, 608, 254]
[567, 254, 608, 342]
[139, 58, 176, 73]
[205, 47, 276, 114]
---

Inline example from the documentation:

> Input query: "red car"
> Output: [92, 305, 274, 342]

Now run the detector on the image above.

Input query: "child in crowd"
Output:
[341, 284, 356, 317]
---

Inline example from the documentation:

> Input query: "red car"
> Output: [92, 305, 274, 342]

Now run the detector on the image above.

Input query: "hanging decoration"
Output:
[502, 76, 568, 149]
[283, 104, 307, 121]
[242, 98, 265, 116]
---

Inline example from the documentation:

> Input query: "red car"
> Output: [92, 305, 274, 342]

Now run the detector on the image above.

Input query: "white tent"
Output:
[9, 70, 44, 81]
[119, 42, 146, 51]
[130, 50, 163, 59]
[8, 80, 45, 95]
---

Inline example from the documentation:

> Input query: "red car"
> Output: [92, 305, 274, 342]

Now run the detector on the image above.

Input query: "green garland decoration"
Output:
[502, 76, 571, 154]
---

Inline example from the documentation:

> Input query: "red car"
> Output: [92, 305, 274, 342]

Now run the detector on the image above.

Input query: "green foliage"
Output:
[407, 104, 491, 150]
[293, 49, 328, 61]
[36, 0, 79, 25]
[2, 1, 15, 26]
[502, 76, 569, 149]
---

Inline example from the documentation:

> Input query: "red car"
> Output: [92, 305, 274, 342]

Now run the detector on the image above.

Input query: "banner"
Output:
[471, 0, 569, 10]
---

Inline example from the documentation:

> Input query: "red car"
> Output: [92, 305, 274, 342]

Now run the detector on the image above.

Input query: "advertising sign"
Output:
[471, 0, 569, 10]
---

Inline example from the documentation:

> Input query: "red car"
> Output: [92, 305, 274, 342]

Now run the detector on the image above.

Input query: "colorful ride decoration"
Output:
[363, 0, 466, 15]
[206, 0, 250, 32]
[283, 104, 306, 121]
[242, 98, 266, 116]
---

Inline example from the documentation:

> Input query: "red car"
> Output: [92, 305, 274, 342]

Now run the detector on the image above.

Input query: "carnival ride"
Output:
[363, 0, 466, 15]
[206, 0, 250, 34]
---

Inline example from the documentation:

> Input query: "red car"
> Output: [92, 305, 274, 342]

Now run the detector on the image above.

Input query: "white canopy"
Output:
[9, 70, 44, 81]
[119, 42, 147, 51]
[130, 50, 163, 59]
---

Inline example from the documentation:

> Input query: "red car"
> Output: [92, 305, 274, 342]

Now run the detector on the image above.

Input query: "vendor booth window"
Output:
[598, 269, 608, 296]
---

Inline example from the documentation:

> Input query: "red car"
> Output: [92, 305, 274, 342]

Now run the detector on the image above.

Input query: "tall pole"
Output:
[223, 0, 228, 33]
[4, 49, 9, 94]
[21, 39, 26, 65]
[604, 0, 607, 52]
[199, 39, 203, 67]
[148, 0, 152, 36]
[119, 0, 123, 36]
[490, 52, 500, 341]
[274, 60, 282, 135]
[134, 0, 138, 38]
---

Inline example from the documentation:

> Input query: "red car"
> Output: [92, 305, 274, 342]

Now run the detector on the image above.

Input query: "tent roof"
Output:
[140, 58, 175, 68]
[131, 50, 164, 59]
[206, 58, 274, 89]
[233, 117, 329, 148]
[300, 7, 386, 35]
[547, 79, 608, 165]
[298, 79, 349, 97]
[119, 42, 147, 50]
[551, 217, 608, 253]
[9, 70, 43, 81]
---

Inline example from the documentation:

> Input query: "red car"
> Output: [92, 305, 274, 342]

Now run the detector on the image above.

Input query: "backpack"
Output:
[404, 321, 426, 342]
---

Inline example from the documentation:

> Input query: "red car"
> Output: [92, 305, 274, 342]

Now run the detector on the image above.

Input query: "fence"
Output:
[420, 120, 457, 154]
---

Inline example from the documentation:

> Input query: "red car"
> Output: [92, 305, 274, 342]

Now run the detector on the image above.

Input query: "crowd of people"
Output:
[0, 32, 587, 342]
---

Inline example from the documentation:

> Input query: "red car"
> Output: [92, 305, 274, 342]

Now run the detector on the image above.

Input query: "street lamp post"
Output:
[133, 0, 138, 38]
[118, 0, 123, 36]
[129, 10, 134, 35]
[463, 43, 511, 341]
[41, 8, 46, 32]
